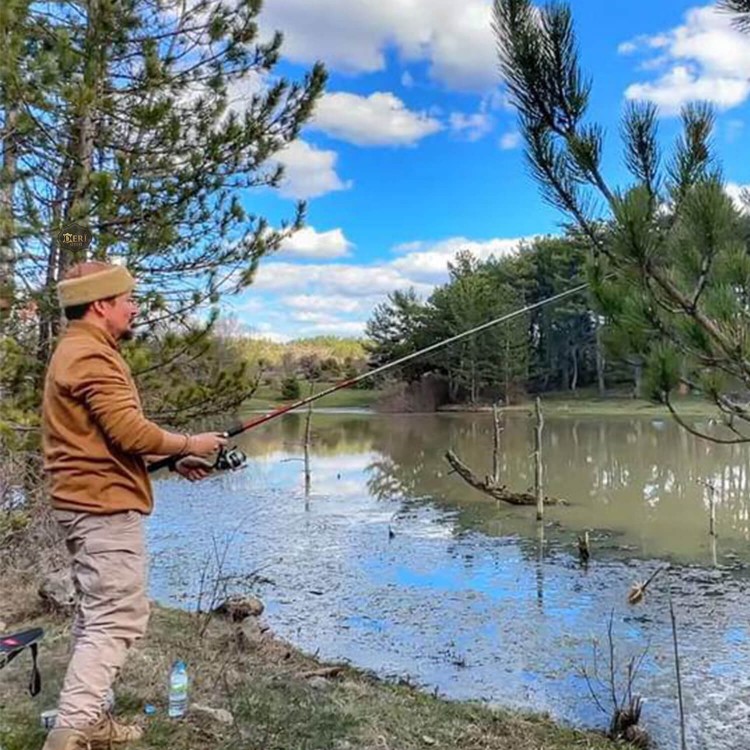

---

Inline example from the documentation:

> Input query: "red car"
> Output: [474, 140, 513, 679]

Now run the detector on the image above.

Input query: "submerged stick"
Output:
[492, 402, 503, 484]
[304, 399, 313, 496]
[669, 593, 688, 750]
[698, 479, 717, 537]
[534, 397, 544, 521]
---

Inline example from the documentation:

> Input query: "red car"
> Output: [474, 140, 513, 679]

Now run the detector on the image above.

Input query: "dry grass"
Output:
[0, 591, 619, 750]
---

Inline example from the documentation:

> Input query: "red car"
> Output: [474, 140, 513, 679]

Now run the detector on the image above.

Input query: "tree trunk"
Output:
[596, 324, 606, 395]
[37, 0, 103, 368]
[570, 345, 579, 392]
[0, 104, 17, 319]
[504, 337, 510, 404]
[633, 361, 643, 399]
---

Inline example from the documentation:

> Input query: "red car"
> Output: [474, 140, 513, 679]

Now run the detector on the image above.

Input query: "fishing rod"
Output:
[148, 279, 592, 473]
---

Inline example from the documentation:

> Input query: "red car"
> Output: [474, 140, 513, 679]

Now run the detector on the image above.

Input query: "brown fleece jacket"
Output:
[42, 320, 187, 514]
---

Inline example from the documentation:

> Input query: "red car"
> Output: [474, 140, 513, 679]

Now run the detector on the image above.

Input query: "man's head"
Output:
[58, 261, 138, 341]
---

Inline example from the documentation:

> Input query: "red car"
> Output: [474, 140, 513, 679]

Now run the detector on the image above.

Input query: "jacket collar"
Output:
[65, 320, 119, 351]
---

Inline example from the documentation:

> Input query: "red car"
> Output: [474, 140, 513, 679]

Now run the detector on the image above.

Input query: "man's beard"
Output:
[119, 326, 135, 342]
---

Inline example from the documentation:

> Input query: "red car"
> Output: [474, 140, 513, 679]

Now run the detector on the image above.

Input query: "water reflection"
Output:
[239, 413, 750, 564]
[149, 412, 750, 750]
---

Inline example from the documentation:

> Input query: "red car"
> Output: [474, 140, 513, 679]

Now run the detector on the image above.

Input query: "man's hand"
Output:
[174, 455, 215, 482]
[188, 432, 227, 456]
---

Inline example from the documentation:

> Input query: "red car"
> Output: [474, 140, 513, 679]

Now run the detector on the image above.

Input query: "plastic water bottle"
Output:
[168, 660, 188, 718]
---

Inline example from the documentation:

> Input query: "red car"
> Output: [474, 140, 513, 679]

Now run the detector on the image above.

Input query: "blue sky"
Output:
[223, 0, 750, 341]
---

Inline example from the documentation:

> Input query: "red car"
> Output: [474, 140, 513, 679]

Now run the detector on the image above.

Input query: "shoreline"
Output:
[0, 601, 619, 750]
[241, 396, 720, 419]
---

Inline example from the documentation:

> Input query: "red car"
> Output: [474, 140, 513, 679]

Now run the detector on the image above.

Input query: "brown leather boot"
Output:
[41, 728, 90, 750]
[81, 714, 143, 748]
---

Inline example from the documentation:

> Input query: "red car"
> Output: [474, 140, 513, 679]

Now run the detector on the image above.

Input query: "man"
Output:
[41, 261, 227, 750]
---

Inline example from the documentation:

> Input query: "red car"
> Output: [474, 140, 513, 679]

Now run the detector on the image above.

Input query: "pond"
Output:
[148, 412, 750, 750]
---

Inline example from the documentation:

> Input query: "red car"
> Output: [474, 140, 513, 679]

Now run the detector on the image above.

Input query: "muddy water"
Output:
[148, 413, 750, 749]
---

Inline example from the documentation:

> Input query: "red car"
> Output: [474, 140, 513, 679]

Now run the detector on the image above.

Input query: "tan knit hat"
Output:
[58, 261, 135, 309]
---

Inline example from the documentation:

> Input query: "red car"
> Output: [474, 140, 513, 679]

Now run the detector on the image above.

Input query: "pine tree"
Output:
[0, 0, 326, 430]
[364, 288, 429, 383]
[493, 0, 750, 442]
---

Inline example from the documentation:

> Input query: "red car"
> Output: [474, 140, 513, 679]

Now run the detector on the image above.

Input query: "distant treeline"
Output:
[364, 235, 645, 405]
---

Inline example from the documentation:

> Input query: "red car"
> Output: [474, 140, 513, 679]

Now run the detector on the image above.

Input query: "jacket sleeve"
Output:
[66, 350, 187, 456]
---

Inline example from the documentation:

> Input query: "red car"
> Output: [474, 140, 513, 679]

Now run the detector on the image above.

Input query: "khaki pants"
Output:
[53, 509, 150, 729]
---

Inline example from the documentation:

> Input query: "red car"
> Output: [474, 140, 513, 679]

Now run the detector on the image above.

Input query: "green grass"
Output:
[0, 606, 619, 750]
[246, 380, 725, 417]
[442, 387, 723, 418]
[244, 381, 383, 411]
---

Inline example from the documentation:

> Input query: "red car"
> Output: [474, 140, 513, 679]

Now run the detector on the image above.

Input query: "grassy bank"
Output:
[243, 381, 382, 411]
[0, 601, 617, 750]
[441, 391, 722, 418]
[244, 380, 724, 418]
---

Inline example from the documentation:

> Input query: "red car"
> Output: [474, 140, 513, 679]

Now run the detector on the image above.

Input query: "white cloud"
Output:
[225, 71, 266, 116]
[260, 0, 499, 93]
[275, 140, 352, 200]
[239, 234, 532, 338]
[291, 310, 356, 325]
[252, 261, 432, 298]
[726, 182, 750, 213]
[626, 66, 750, 114]
[390, 236, 527, 283]
[244, 321, 292, 343]
[279, 226, 353, 259]
[304, 321, 367, 336]
[499, 131, 522, 150]
[254, 236, 528, 296]
[449, 112, 494, 142]
[311, 91, 443, 146]
[236, 232, 534, 338]
[401, 71, 415, 88]
[621, 5, 750, 115]
[284, 295, 366, 314]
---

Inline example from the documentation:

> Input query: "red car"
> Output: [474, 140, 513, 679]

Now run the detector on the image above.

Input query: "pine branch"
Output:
[719, 0, 750, 32]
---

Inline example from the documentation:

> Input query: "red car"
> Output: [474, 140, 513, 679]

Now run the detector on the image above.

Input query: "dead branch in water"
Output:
[534, 397, 544, 520]
[444, 450, 566, 506]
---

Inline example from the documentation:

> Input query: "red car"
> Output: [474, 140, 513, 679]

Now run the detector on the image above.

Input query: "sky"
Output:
[222, 0, 750, 342]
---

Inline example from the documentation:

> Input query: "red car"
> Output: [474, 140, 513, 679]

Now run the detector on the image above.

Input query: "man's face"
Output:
[100, 292, 138, 341]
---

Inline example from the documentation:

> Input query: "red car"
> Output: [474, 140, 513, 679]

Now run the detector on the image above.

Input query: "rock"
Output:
[308, 677, 329, 690]
[192, 703, 234, 725]
[213, 595, 264, 621]
[39, 570, 77, 615]
[0, 620, 7, 634]
[236, 618, 267, 651]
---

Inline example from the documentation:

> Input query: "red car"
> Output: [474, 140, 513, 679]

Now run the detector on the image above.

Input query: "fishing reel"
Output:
[214, 445, 247, 471]
[169, 446, 247, 474]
